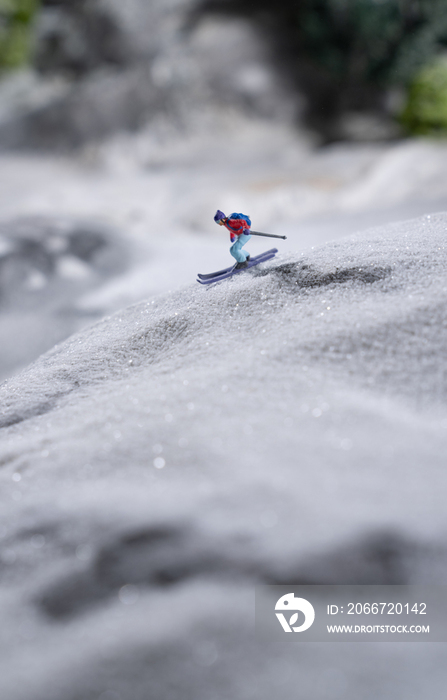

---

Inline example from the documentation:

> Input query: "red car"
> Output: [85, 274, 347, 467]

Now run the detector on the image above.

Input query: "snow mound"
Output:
[0, 216, 128, 381]
[1, 213, 447, 700]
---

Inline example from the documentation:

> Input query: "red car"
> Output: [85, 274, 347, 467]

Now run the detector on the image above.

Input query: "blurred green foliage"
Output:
[289, 0, 447, 87]
[400, 55, 447, 135]
[202, 0, 447, 132]
[203, 0, 447, 86]
[0, 0, 39, 71]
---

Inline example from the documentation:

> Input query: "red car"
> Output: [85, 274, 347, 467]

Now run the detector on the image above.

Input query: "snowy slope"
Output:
[3, 135, 447, 382]
[1, 213, 447, 700]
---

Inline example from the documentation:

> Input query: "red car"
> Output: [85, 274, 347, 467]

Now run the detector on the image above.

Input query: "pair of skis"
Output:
[197, 248, 278, 285]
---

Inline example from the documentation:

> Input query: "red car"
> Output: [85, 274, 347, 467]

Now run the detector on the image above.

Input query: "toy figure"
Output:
[214, 210, 252, 269]
[196, 210, 286, 284]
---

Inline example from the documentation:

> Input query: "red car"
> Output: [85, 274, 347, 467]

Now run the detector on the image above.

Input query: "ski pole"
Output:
[250, 230, 287, 240]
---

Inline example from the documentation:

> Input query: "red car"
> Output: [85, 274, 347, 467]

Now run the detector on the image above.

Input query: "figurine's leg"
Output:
[230, 234, 251, 262]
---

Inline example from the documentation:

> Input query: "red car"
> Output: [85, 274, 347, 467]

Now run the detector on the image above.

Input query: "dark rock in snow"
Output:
[33, 1, 131, 77]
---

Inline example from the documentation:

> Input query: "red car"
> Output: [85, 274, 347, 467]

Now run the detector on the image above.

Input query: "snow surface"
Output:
[1, 209, 447, 699]
[3, 130, 447, 382]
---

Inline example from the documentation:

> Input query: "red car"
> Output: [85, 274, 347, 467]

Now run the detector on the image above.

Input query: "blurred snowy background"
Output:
[1, 2, 447, 699]
[2, 0, 447, 379]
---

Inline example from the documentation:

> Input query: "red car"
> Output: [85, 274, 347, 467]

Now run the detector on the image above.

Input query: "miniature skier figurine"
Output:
[214, 210, 252, 269]
[197, 211, 286, 283]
